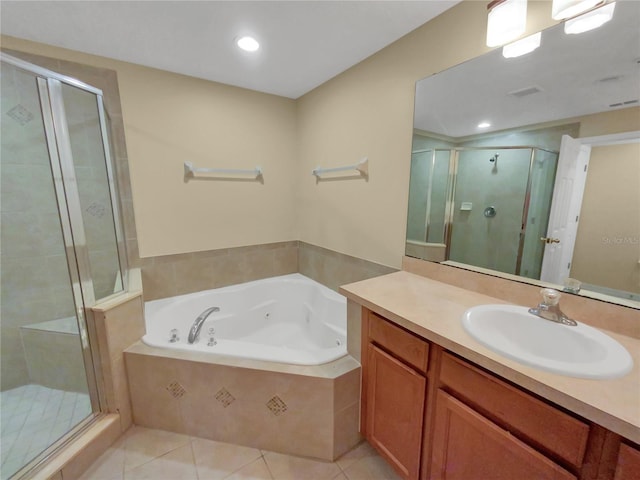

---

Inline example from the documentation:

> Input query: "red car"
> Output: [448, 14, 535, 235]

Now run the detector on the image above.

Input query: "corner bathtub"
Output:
[143, 273, 347, 366]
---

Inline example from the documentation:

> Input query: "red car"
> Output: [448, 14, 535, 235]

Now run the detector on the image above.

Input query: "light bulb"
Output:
[236, 36, 260, 52]
[486, 0, 528, 47]
[564, 2, 615, 34]
[502, 32, 542, 58]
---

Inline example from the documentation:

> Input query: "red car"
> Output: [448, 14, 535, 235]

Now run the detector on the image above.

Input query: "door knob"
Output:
[540, 237, 560, 244]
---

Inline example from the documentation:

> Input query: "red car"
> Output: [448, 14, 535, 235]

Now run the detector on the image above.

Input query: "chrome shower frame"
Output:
[410, 144, 558, 276]
[1, 52, 129, 477]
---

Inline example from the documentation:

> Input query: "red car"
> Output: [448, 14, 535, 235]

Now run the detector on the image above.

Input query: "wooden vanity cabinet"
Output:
[360, 308, 637, 480]
[361, 311, 430, 480]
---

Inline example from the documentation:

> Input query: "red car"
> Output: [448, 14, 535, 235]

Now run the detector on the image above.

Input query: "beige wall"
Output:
[571, 142, 640, 294]
[124, 70, 297, 257]
[294, 1, 558, 268]
[1, 35, 298, 258]
[577, 108, 640, 138]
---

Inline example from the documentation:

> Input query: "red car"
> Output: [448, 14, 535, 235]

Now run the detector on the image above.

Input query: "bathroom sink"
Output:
[462, 305, 633, 379]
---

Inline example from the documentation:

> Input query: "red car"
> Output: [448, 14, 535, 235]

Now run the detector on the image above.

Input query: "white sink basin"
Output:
[462, 305, 633, 379]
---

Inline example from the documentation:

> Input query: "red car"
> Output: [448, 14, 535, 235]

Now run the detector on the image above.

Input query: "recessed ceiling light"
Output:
[478, 122, 492, 129]
[236, 36, 260, 52]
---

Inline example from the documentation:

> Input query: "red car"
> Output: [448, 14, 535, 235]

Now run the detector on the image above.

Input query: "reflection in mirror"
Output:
[407, 1, 640, 306]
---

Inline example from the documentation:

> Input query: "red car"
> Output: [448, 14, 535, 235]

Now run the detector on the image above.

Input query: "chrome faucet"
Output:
[188, 306, 220, 343]
[528, 288, 577, 326]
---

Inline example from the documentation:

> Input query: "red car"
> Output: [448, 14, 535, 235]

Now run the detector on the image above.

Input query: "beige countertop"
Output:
[339, 270, 640, 444]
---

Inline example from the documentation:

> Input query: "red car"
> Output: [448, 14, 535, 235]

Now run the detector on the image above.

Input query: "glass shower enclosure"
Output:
[1, 53, 127, 479]
[406, 146, 558, 280]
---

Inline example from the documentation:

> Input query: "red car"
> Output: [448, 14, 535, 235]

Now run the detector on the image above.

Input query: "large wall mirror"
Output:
[407, 0, 640, 308]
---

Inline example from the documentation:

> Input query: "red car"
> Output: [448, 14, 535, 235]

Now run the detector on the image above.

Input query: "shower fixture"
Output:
[490, 153, 499, 163]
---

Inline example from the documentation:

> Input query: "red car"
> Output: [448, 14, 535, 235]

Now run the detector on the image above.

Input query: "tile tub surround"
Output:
[299, 242, 396, 293]
[124, 342, 361, 461]
[91, 289, 146, 434]
[339, 270, 640, 444]
[139, 241, 299, 301]
[80, 425, 401, 480]
[139, 240, 396, 302]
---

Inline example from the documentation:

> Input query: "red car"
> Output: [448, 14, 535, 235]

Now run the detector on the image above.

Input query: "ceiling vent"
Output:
[597, 75, 622, 83]
[609, 99, 639, 108]
[508, 85, 543, 98]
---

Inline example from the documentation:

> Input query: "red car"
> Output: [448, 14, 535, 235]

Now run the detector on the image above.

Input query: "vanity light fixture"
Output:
[551, 0, 603, 20]
[478, 121, 492, 129]
[564, 2, 616, 34]
[486, 0, 528, 47]
[235, 35, 260, 52]
[502, 32, 542, 58]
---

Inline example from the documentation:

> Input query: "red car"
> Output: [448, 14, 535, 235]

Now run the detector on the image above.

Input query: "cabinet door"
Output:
[367, 344, 426, 480]
[614, 443, 640, 480]
[430, 390, 576, 480]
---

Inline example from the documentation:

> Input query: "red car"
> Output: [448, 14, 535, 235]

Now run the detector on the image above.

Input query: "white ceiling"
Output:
[0, 0, 460, 99]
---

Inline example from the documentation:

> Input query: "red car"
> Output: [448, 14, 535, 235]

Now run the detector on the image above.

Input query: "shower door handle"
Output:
[540, 237, 560, 244]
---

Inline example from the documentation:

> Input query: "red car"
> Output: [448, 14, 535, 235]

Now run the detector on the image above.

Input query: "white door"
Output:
[540, 135, 591, 284]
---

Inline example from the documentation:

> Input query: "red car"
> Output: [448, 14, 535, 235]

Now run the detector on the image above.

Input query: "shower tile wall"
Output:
[0, 65, 76, 391]
[448, 148, 532, 274]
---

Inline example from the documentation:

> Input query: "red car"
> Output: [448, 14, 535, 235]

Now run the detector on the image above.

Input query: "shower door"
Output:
[1, 54, 125, 479]
[448, 148, 532, 275]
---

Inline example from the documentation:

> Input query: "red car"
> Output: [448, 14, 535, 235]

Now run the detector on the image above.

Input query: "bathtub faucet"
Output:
[188, 306, 220, 344]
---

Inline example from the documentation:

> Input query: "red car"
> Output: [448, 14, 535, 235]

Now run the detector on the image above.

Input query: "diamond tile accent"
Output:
[266, 395, 287, 416]
[6, 104, 34, 126]
[214, 388, 235, 408]
[166, 381, 186, 399]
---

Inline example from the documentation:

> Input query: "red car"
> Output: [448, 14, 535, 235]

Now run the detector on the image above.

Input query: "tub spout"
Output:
[188, 306, 220, 344]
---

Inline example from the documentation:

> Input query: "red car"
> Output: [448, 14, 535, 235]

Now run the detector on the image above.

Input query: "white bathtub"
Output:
[143, 274, 347, 365]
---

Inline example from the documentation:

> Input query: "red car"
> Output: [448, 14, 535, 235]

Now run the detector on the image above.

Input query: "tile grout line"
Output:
[188, 437, 200, 480]
[121, 431, 192, 475]
[259, 452, 276, 480]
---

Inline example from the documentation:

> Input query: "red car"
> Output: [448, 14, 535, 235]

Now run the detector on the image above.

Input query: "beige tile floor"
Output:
[79, 426, 402, 480]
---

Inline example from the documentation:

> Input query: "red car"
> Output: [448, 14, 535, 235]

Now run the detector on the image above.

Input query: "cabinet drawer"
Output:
[368, 312, 429, 373]
[431, 389, 576, 480]
[439, 352, 590, 469]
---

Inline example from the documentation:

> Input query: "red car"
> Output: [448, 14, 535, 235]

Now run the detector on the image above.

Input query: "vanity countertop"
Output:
[339, 270, 640, 444]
